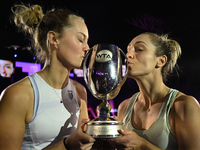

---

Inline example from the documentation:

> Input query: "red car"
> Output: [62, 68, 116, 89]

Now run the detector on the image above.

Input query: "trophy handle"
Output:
[118, 48, 128, 87]
[83, 48, 94, 94]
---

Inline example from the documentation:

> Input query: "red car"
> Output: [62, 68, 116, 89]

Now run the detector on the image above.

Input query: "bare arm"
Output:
[0, 79, 33, 150]
[173, 95, 200, 150]
[117, 98, 130, 121]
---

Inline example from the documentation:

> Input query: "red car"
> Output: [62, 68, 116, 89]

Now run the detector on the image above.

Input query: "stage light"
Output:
[14, 54, 17, 57]
[88, 107, 97, 119]
[108, 99, 116, 117]
[15, 61, 41, 75]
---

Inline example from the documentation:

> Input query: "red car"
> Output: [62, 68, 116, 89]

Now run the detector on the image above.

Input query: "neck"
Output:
[40, 64, 70, 89]
[134, 75, 169, 111]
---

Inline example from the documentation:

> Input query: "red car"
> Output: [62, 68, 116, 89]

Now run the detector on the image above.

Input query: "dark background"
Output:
[1, 0, 200, 117]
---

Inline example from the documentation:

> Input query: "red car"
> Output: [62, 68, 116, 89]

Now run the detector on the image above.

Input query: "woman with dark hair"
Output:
[0, 4, 95, 150]
[108, 32, 200, 150]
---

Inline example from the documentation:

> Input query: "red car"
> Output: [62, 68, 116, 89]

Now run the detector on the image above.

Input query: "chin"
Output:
[76, 64, 83, 70]
[79, 61, 84, 69]
[127, 72, 138, 79]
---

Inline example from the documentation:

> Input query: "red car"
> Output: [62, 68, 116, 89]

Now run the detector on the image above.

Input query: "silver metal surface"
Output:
[86, 121, 123, 138]
[83, 43, 128, 101]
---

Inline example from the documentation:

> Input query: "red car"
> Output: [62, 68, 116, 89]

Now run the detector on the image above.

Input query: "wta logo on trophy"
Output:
[95, 50, 113, 62]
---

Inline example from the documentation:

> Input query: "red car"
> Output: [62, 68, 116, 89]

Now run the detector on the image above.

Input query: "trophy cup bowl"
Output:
[83, 43, 128, 138]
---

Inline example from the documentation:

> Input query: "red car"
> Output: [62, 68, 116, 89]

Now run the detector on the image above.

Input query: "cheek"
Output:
[141, 54, 156, 67]
[145, 55, 156, 69]
[59, 38, 78, 56]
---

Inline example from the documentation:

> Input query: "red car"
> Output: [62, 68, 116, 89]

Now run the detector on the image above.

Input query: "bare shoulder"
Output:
[0, 77, 34, 114]
[118, 98, 131, 111]
[117, 97, 132, 121]
[173, 91, 200, 114]
[70, 79, 87, 103]
[171, 91, 200, 127]
[1, 77, 33, 100]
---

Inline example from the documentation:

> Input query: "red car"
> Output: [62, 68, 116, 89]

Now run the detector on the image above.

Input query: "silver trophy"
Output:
[83, 43, 128, 138]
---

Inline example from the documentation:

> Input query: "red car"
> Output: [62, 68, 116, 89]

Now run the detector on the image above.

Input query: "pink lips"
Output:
[128, 61, 133, 65]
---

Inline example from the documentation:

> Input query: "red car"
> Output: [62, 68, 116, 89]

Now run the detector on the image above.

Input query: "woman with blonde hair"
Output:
[0, 4, 95, 150]
[108, 32, 200, 150]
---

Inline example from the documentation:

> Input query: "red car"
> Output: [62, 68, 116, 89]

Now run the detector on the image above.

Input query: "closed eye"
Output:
[78, 32, 88, 43]
[134, 47, 143, 52]
[79, 39, 84, 43]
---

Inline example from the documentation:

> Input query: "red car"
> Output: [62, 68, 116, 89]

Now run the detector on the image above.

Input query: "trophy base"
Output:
[86, 120, 123, 138]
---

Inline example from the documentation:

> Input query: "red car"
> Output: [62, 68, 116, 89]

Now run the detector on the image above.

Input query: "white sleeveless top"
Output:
[21, 73, 80, 150]
[123, 88, 178, 150]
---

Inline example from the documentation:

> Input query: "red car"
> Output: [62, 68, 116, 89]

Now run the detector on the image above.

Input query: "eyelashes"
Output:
[78, 39, 84, 43]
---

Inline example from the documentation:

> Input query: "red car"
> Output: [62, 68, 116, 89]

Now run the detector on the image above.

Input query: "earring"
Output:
[54, 44, 58, 49]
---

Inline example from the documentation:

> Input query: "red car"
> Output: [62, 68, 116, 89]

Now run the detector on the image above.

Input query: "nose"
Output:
[126, 52, 134, 58]
[126, 45, 134, 59]
[83, 43, 90, 55]
[85, 43, 90, 50]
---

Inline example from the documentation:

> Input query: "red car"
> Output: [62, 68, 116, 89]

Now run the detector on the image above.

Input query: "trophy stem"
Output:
[99, 97, 111, 121]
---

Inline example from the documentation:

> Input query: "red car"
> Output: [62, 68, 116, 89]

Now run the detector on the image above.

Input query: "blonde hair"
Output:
[11, 4, 84, 63]
[143, 32, 182, 82]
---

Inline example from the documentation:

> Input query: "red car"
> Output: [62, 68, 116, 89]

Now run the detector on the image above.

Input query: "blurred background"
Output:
[0, 0, 200, 119]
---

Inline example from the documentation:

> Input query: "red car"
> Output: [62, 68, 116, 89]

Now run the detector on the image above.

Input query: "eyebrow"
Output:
[78, 32, 88, 41]
[135, 41, 148, 46]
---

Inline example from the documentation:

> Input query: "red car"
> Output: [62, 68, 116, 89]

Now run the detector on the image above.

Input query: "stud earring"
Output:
[55, 44, 58, 49]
